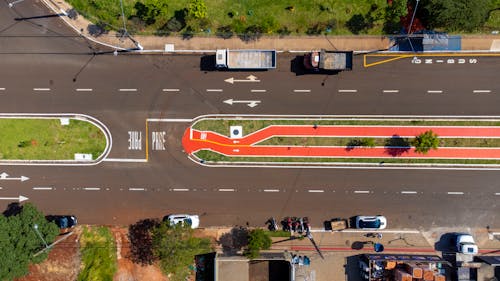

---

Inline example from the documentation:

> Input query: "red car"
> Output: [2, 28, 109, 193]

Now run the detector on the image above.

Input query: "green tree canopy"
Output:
[134, 0, 168, 25]
[0, 203, 59, 281]
[244, 229, 272, 259]
[188, 0, 207, 19]
[152, 222, 211, 281]
[419, 0, 492, 32]
[413, 130, 439, 154]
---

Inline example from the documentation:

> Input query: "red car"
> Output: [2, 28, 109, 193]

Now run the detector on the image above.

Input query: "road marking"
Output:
[33, 187, 53, 190]
[427, 90, 443, 94]
[293, 89, 311, 93]
[173, 188, 189, 192]
[218, 188, 235, 192]
[162, 89, 180, 92]
[264, 189, 280, 192]
[129, 188, 145, 191]
[447, 191, 464, 195]
[401, 191, 417, 194]
[308, 189, 324, 193]
[340, 229, 420, 234]
[338, 89, 357, 93]
[383, 90, 399, 93]
[473, 90, 492, 93]
[33, 88, 50, 91]
[495, 192, 500, 195]
[103, 158, 147, 163]
[119, 88, 137, 92]
[353, 190, 370, 194]
[0, 88, 5, 91]
[84, 187, 101, 191]
[206, 89, 223, 92]
[233, 149, 239, 152]
[251, 89, 267, 93]
[147, 118, 193, 122]
[76, 88, 93, 92]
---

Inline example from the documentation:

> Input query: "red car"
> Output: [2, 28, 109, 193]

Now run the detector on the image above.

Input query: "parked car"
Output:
[355, 215, 387, 230]
[165, 214, 200, 229]
[455, 233, 478, 255]
[46, 215, 77, 231]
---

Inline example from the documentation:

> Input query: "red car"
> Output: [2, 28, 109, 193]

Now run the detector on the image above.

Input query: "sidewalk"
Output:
[41, 0, 500, 52]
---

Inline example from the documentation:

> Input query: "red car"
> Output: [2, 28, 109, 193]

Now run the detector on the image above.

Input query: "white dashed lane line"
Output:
[162, 89, 180, 92]
[251, 89, 266, 93]
[33, 88, 50, 91]
[206, 89, 223, 92]
[293, 89, 311, 93]
[129, 188, 145, 191]
[353, 190, 370, 194]
[119, 88, 137, 92]
[308, 189, 324, 193]
[427, 90, 443, 94]
[263, 189, 280, 192]
[400, 191, 417, 194]
[33, 187, 53, 190]
[76, 88, 93, 92]
[0, 88, 5, 91]
[473, 90, 492, 93]
[172, 188, 189, 192]
[383, 90, 399, 93]
[84, 187, 100, 191]
[447, 191, 464, 195]
[495, 193, 500, 196]
[218, 188, 235, 192]
[338, 89, 357, 93]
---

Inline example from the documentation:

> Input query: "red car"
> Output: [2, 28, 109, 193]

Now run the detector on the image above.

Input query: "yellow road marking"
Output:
[191, 138, 251, 148]
[364, 53, 500, 67]
[145, 120, 149, 161]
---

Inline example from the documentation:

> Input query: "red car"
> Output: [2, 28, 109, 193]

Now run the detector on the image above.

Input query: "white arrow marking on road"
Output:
[224, 75, 260, 84]
[223, 99, 261, 108]
[0, 195, 29, 202]
[0, 172, 29, 182]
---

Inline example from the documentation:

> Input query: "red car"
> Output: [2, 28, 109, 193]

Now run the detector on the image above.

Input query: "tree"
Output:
[419, 0, 491, 32]
[152, 222, 211, 281]
[384, 0, 408, 34]
[187, 0, 207, 19]
[134, 0, 168, 26]
[128, 219, 159, 265]
[413, 130, 439, 154]
[0, 203, 59, 281]
[244, 229, 271, 259]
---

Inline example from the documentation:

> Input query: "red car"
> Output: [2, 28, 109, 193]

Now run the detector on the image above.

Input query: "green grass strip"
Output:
[0, 119, 106, 160]
[194, 150, 500, 165]
[77, 226, 117, 281]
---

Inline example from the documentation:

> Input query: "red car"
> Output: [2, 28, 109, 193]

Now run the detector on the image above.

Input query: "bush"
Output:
[129, 219, 159, 265]
[187, 0, 207, 19]
[239, 25, 263, 42]
[244, 229, 271, 259]
[166, 17, 184, 32]
[413, 130, 439, 154]
[216, 25, 234, 39]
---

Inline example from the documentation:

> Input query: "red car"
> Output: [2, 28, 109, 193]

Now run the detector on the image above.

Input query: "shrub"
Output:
[216, 25, 234, 39]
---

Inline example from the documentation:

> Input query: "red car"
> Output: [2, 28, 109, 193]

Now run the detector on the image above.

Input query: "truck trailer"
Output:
[216, 49, 277, 70]
[303, 50, 353, 71]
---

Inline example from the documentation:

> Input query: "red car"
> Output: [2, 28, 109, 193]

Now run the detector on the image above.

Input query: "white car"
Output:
[166, 214, 200, 229]
[355, 215, 387, 230]
[456, 234, 478, 255]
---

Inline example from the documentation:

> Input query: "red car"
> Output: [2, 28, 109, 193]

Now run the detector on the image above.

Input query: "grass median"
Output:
[78, 226, 117, 281]
[0, 118, 106, 160]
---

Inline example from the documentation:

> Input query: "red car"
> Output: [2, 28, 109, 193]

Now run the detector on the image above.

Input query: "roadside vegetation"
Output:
[77, 226, 117, 281]
[0, 203, 60, 281]
[0, 118, 106, 160]
[67, 0, 500, 38]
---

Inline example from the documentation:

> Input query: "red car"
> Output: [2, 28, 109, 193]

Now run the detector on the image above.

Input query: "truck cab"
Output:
[456, 234, 478, 255]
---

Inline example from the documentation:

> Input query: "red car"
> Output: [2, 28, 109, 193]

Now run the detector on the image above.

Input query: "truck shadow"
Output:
[434, 232, 458, 252]
[200, 55, 216, 71]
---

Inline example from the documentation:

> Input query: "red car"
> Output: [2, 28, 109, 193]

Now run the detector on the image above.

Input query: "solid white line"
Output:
[33, 88, 50, 91]
[251, 89, 266, 93]
[147, 118, 193, 122]
[84, 187, 100, 191]
[173, 188, 189, 192]
[129, 188, 145, 191]
[383, 90, 399, 93]
[338, 89, 357, 93]
[427, 90, 443, 94]
[293, 89, 311, 93]
[103, 158, 147, 163]
[473, 90, 491, 93]
[76, 88, 93, 92]
[264, 189, 280, 192]
[401, 191, 417, 194]
[218, 188, 235, 192]
[119, 88, 137, 92]
[447, 191, 464, 195]
[33, 187, 53, 190]
[308, 189, 324, 193]
[340, 229, 420, 234]
[354, 190, 370, 194]
[162, 89, 179, 92]
[206, 89, 223, 92]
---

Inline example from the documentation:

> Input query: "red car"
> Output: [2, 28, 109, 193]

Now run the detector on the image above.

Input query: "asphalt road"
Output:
[0, 2, 499, 230]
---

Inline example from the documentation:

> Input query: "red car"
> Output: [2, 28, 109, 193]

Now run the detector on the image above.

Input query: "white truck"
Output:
[456, 234, 478, 255]
[303, 50, 353, 71]
[215, 49, 277, 70]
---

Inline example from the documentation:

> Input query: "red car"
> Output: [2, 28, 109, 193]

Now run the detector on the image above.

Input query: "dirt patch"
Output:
[16, 229, 81, 281]
[112, 226, 169, 281]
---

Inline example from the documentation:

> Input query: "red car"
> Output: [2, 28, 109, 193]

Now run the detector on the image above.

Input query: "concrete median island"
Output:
[183, 117, 500, 167]
[0, 117, 107, 161]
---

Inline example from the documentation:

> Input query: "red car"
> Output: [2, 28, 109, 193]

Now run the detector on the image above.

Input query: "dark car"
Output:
[46, 215, 77, 230]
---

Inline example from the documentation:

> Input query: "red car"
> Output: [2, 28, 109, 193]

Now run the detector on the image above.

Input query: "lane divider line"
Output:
[119, 88, 137, 92]
[495, 192, 500, 195]
[251, 89, 267, 93]
[447, 191, 464, 195]
[427, 90, 443, 94]
[206, 89, 223, 92]
[401, 191, 417, 194]
[84, 187, 100, 191]
[264, 189, 280, 192]
[308, 189, 324, 193]
[33, 187, 53, 190]
[293, 89, 311, 93]
[0, 88, 5, 91]
[173, 188, 189, 192]
[218, 188, 235, 192]
[338, 89, 357, 93]
[383, 90, 399, 93]
[473, 90, 492, 93]
[163, 89, 180, 92]
[76, 88, 93, 92]
[33, 88, 50, 91]
[129, 188, 145, 191]
[354, 190, 370, 194]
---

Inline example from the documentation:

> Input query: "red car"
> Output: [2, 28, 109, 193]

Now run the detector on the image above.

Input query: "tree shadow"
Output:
[2, 202, 22, 217]
[218, 226, 249, 255]
[385, 134, 411, 157]
[346, 139, 362, 151]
